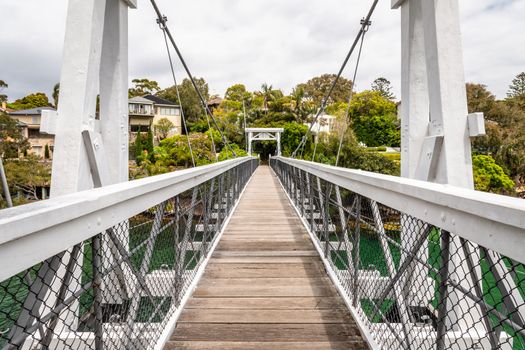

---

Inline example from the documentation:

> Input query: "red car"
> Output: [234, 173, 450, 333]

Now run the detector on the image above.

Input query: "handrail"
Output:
[271, 156, 525, 350]
[0, 157, 255, 281]
[273, 156, 525, 264]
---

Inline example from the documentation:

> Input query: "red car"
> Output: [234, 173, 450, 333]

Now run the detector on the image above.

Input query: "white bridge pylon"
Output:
[245, 128, 284, 156]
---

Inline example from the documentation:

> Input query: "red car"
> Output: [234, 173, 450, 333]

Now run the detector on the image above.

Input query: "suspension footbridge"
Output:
[0, 0, 524, 349]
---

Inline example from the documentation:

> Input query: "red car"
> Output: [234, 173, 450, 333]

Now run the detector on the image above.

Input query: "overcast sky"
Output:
[0, 0, 523, 102]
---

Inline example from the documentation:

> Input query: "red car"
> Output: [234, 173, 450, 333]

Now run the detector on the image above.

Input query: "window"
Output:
[158, 107, 180, 116]
[28, 129, 42, 138]
[130, 125, 150, 132]
[129, 104, 153, 115]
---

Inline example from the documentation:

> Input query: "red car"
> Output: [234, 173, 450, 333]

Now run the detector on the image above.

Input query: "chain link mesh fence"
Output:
[0, 158, 258, 350]
[271, 158, 525, 350]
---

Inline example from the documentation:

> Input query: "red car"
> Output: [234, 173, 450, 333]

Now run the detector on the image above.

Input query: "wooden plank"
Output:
[179, 309, 353, 323]
[203, 264, 322, 278]
[209, 256, 320, 264]
[165, 341, 369, 350]
[192, 284, 335, 297]
[198, 277, 332, 287]
[184, 297, 344, 310]
[170, 323, 363, 342]
[212, 251, 317, 257]
[217, 242, 313, 251]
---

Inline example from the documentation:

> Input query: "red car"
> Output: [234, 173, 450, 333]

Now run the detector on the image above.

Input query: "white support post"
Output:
[420, 0, 483, 334]
[276, 132, 281, 156]
[46, 0, 108, 335]
[398, 0, 433, 311]
[397, 0, 486, 339]
[99, 0, 131, 304]
[248, 131, 253, 155]
[43, 0, 134, 340]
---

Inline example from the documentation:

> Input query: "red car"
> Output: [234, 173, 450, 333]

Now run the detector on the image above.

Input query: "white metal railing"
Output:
[271, 156, 525, 350]
[0, 157, 258, 350]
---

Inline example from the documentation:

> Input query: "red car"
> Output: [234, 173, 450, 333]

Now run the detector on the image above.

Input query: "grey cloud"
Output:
[0, 0, 523, 101]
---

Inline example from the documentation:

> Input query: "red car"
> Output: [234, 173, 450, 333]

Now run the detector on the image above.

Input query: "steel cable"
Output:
[292, 0, 379, 158]
[149, 0, 237, 158]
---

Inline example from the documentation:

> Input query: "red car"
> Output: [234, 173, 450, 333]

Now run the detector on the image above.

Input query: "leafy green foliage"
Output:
[348, 90, 399, 147]
[3, 155, 51, 201]
[134, 130, 144, 163]
[52, 83, 60, 108]
[467, 81, 525, 186]
[154, 118, 175, 140]
[8, 93, 50, 110]
[295, 74, 353, 105]
[44, 144, 50, 159]
[158, 77, 209, 123]
[507, 72, 525, 98]
[371, 77, 396, 101]
[128, 78, 160, 98]
[473, 155, 514, 194]
[0, 113, 29, 158]
[0, 79, 7, 103]
[218, 143, 247, 161]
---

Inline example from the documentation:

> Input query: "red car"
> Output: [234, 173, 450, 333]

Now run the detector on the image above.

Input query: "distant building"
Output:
[128, 94, 182, 137]
[207, 96, 223, 111]
[8, 107, 56, 159]
[305, 113, 338, 141]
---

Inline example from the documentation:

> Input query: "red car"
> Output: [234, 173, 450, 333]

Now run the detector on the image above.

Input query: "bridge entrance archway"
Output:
[245, 128, 284, 158]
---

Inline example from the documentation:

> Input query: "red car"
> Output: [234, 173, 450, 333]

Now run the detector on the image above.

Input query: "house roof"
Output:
[207, 96, 223, 106]
[9, 106, 56, 116]
[129, 96, 154, 104]
[142, 94, 178, 106]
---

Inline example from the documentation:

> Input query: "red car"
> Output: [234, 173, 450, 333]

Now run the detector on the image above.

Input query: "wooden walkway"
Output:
[164, 166, 368, 350]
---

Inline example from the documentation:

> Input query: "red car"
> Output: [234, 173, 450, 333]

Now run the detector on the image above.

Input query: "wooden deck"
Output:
[164, 166, 368, 350]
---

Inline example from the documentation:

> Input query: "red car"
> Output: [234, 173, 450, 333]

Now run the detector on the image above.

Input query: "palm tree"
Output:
[260, 83, 274, 115]
[52, 83, 60, 108]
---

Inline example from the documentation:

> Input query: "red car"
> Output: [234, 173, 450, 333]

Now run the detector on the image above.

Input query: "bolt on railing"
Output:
[271, 156, 525, 350]
[0, 157, 258, 350]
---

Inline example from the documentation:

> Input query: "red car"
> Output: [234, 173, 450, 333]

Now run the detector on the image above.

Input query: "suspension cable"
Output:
[335, 21, 369, 167]
[149, 0, 237, 158]
[291, 0, 378, 158]
[161, 28, 196, 167]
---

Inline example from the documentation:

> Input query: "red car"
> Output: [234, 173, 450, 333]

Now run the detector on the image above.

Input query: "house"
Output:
[305, 113, 338, 142]
[207, 96, 223, 112]
[8, 107, 56, 159]
[128, 94, 182, 137]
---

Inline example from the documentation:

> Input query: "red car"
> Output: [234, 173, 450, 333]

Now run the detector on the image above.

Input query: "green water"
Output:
[328, 228, 525, 349]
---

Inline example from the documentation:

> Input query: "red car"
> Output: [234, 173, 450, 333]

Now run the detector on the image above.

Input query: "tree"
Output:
[3, 155, 51, 201]
[128, 78, 161, 98]
[507, 72, 525, 98]
[158, 77, 209, 123]
[44, 144, 50, 159]
[290, 86, 314, 123]
[473, 155, 515, 194]
[145, 127, 154, 156]
[348, 90, 399, 147]
[224, 84, 251, 103]
[52, 83, 60, 108]
[0, 113, 29, 158]
[372, 77, 396, 100]
[0, 79, 7, 103]
[9, 93, 50, 110]
[134, 129, 144, 163]
[281, 122, 310, 157]
[154, 118, 175, 140]
[295, 74, 353, 105]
